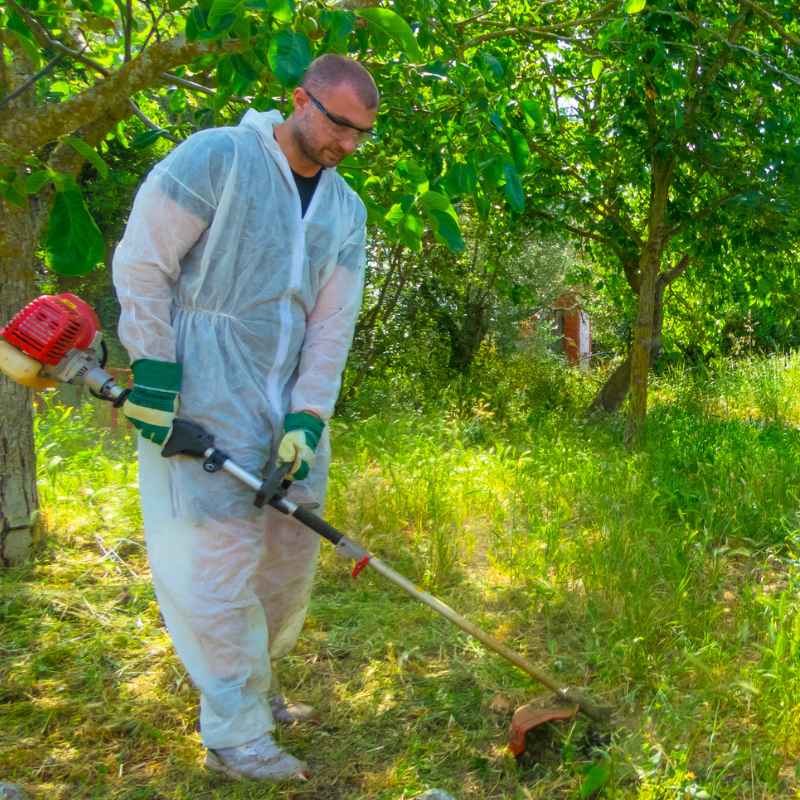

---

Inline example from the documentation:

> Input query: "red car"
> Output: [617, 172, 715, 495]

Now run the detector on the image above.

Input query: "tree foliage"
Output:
[2, 0, 800, 562]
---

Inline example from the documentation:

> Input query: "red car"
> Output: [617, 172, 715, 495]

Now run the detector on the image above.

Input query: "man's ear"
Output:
[293, 86, 310, 112]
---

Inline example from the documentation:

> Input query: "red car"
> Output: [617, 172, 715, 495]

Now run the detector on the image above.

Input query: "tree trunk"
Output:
[588, 356, 632, 413]
[588, 253, 689, 415]
[0, 199, 40, 566]
[624, 160, 673, 446]
[448, 302, 489, 372]
[625, 245, 661, 444]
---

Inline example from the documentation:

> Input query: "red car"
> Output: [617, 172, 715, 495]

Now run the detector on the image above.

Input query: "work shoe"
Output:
[270, 694, 318, 724]
[205, 733, 309, 781]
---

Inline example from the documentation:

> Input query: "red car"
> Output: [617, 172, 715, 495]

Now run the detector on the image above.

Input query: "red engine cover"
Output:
[0, 293, 101, 366]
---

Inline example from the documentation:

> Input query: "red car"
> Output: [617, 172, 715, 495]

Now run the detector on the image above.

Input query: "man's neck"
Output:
[273, 121, 321, 178]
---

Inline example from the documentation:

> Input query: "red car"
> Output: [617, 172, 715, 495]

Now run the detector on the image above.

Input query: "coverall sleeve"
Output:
[291, 202, 367, 420]
[113, 131, 233, 363]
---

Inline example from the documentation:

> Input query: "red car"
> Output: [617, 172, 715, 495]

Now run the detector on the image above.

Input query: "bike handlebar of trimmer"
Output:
[161, 418, 345, 546]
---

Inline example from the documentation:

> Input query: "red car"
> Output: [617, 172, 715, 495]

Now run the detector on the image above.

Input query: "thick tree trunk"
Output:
[625, 244, 661, 444]
[624, 161, 673, 446]
[448, 299, 489, 372]
[0, 199, 40, 565]
[588, 253, 689, 415]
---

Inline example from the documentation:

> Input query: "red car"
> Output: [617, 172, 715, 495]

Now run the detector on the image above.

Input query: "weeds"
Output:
[2, 355, 800, 797]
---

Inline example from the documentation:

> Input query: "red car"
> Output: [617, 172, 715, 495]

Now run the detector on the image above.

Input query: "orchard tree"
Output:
[2, 0, 580, 564]
[0, 0, 460, 563]
[344, 1, 800, 443]
[496, 0, 800, 440]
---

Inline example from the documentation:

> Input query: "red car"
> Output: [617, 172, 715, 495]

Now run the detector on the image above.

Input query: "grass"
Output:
[3, 354, 800, 798]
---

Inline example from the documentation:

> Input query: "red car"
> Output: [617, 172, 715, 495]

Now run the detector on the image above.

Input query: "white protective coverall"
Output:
[113, 109, 366, 749]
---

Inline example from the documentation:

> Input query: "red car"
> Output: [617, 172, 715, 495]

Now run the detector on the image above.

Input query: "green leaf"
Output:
[395, 158, 428, 189]
[168, 89, 188, 113]
[131, 128, 168, 149]
[430, 209, 465, 252]
[321, 9, 354, 51]
[503, 163, 525, 212]
[398, 212, 423, 250]
[184, 6, 198, 42]
[355, 8, 423, 63]
[268, 30, 311, 86]
[442, 162, 477, 197]
[46, 191, 105, 276]
[62, 136, 110, 179]
[217, 54, 235, 88]
[185, 6, 201, 40]
[114, 121, 130, 148]
[579, 760, 611, 798]
[49, 80, 71, 96]
[25, 170, 52, 194]
[480, 51, 504, 80]
[479, 156, 504, 189]
[208, 0, 242, 28]
[521, 99, 544, 130]
[231, 53, 260, 82]
[0, 179, 26, 208]
[267, 0, 294, 23]
[624, 0, 647, 13]
[384, 203, 405, 225]
[418, 190, 457, 220]
[7, 14, 42, 69]
[506, 128, 530, 172]
[592, 59, 604, 79]
[475, 190, 490, 219]
[5, 28, 41, 70]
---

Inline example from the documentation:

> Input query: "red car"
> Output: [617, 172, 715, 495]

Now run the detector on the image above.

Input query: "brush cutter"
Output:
[1, 293, 611, 755]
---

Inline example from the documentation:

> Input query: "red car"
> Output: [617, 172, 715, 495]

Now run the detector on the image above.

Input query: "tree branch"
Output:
[658, 253, 690, 286]
[464, 1, 616, 38]
[8, 0, 112, 78]
[463, 27, 600, 54]
[125, 0, 133, 61]
[742, 0, 800, 47]
[129, 101, 179, 142]
[526, 206, 626, 261]
[161, 72, 216, 95]
[0, 32, 243, 155]
[0, 53, 65, 111]
[682, 11, 751, 133]
[139, 0, 166, 51]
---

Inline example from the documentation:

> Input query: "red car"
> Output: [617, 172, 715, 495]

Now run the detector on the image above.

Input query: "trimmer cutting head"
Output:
[508, 700, 579, 757]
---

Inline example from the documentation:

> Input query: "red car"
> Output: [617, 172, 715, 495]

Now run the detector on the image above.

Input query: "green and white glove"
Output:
[123, 358, 182, 446]
[277, 411, 324, 480]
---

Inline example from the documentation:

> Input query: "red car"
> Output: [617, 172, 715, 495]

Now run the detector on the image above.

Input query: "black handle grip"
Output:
[282, 503, 344, 546]
[254, 461, 293, 508]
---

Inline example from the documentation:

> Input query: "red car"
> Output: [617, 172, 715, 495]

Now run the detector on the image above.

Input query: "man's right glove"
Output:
[277, 411, 325, 480]
[123, 358, 182, 446]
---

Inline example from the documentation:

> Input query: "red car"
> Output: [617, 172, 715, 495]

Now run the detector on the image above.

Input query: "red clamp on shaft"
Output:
[351, 555, 370, 578]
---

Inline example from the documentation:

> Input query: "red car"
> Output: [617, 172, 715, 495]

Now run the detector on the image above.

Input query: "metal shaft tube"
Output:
[194, 449, 609, 723]
[362, 553, 608, 721]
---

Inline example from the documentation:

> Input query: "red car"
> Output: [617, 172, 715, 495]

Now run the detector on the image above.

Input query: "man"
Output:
[112, 55, 379, 782]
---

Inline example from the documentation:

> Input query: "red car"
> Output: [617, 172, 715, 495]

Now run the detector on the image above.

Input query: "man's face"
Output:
[292, 83, 377, 169]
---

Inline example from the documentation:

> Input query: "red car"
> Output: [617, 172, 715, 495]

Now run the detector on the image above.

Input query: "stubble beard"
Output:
[295, 124, 339, 169]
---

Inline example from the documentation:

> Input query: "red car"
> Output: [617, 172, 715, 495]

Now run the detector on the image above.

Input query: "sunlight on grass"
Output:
[3, 358, 800, 797]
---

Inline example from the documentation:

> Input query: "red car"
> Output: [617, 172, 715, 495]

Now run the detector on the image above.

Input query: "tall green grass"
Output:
[2, 352, 800, 798]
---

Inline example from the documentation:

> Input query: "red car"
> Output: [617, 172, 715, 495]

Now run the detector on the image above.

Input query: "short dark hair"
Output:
[302, 54, 379, 110]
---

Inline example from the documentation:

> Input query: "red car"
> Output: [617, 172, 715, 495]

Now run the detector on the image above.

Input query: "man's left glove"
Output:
[123, 358, 182, 446]
[277, 411, 325, 480]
